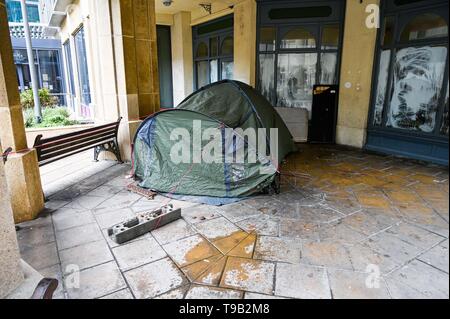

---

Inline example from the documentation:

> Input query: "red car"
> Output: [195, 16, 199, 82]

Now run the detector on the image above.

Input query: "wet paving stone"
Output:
[220, 257, 275, 295]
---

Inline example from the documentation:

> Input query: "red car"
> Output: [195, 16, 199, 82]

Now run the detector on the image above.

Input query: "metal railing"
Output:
[9, 22, 50, 39]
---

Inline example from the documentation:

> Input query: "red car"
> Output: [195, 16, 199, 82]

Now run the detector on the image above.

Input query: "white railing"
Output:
[9, 22, 50, 39]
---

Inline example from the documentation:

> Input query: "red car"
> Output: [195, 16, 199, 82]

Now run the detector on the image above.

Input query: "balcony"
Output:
[40, 0, 74, 28]
[9, 22, 49, 39]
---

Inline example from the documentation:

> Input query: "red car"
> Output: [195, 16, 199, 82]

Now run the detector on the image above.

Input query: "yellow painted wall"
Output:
[336, 0, 380, 148]
[233, 0, 257, 87]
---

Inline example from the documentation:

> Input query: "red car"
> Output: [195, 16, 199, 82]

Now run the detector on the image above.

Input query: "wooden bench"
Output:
[33, 117, 123, 167]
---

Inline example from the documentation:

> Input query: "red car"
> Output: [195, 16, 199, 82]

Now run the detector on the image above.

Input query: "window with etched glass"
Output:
[257, 23, 341, 112]
[193, 15, 234, 89]
[370, 11, 449, 134]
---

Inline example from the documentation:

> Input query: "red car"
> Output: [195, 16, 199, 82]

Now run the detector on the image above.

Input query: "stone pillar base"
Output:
[118, 120, 142, 162]
[336, 125, 366, 149]
[4, 149, 44, 223]
[0, 143, 24, 298]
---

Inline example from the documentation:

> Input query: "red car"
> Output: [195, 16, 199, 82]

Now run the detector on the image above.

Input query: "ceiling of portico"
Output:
[155, 0, 239, 18]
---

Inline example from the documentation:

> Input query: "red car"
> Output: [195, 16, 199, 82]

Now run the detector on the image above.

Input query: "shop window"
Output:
[196, 42, 208, 58]
[259, 27, 276, 51]
[258, 53, 276, 105]
[221, 36, 233, 56]
[280, 28, 316, 49]
[210, 38, 218, 57]
[321, 25, 339, 50]
[440, 82, 449, 136]
[193, 15, 234, 89]
[372, 50, 391, 126]
[277, 53, 318, 109]
[257, 1, 343, 110]
[381, 17, 395, 46]
[400, 13, 448, 42]
[386, 46, 447, 132]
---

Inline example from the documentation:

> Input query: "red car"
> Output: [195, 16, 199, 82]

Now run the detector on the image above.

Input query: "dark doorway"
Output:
[309, 85, 339, 143]
[156, 25, 174, 108]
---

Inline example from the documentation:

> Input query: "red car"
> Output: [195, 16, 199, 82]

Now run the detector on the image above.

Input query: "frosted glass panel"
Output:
[210, 60, 218, 83]
[259, 54, 275, 105]
[386, 46, 447, 132]
[441, 82, 449, 136]
[280, 28, 316, 49]
[277, 53, 317, 110]
[221, 61, 234, 80]
[320, 52, 337, 84]
[197, 61, 209, 88]
[373, 50, 391, 126]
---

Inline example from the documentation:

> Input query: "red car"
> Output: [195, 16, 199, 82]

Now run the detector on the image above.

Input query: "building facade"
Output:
[38, 0, 448, 165]
[6, 0, 66, 106]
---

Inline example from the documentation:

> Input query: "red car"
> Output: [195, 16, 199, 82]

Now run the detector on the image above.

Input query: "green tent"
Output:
[133, 80, 294, 203]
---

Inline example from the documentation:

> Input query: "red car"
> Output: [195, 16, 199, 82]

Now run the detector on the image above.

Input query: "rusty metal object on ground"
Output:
[31, 278, 59, 299]
[127, 183, 157, 199]
[107, 204, 181, 244]
[2, 147, 12, 164]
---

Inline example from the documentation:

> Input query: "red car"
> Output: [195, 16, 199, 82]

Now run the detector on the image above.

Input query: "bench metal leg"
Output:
[94, 139, 123, 163]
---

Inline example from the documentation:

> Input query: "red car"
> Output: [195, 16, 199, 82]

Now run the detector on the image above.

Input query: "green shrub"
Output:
[24, 107, 79, 128]
[20, 88, 59, 109]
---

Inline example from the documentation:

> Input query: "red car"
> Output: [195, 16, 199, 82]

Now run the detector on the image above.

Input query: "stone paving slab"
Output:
[112, 237, 167, 271]
[163, 234, 221, 268]
[20, 241, 59, 271]
[417, 240, 449, 273]
[328, 269, 391, 299]
[385, 260, 449, 299]
[66, 261, 127, 299]
[220, 257, 275, 295]
[55, 223, 103, 251]
[152, 218, 197, 245]
[301, 241, 353, 270]
[59, 240, 113, 274]
[275, 263, 331, 299]
[53, 210, 96, 232]
[254, 236, 302, 264]
[124, 257, 187, 299]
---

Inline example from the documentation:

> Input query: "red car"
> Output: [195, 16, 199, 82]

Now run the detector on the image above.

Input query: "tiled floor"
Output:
[16, 145, 449, 299]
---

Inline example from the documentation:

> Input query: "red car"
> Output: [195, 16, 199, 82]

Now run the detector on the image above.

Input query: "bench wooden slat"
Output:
[34, 117, 123, 167]
[34, 121, 119, 146]
[39, 133, 117, 159]
[39, 130, 116, 156]
[38, 143, 117, 166]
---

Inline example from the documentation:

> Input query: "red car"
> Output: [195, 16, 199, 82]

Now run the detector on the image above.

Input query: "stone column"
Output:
[0, 139, 24, 298]
[90, 0, 160, 161]
[336, 0, 379, 148]
[0, 0, 44, 223]
[171, 11, 193, 105]
[233, 0, 257, 87]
